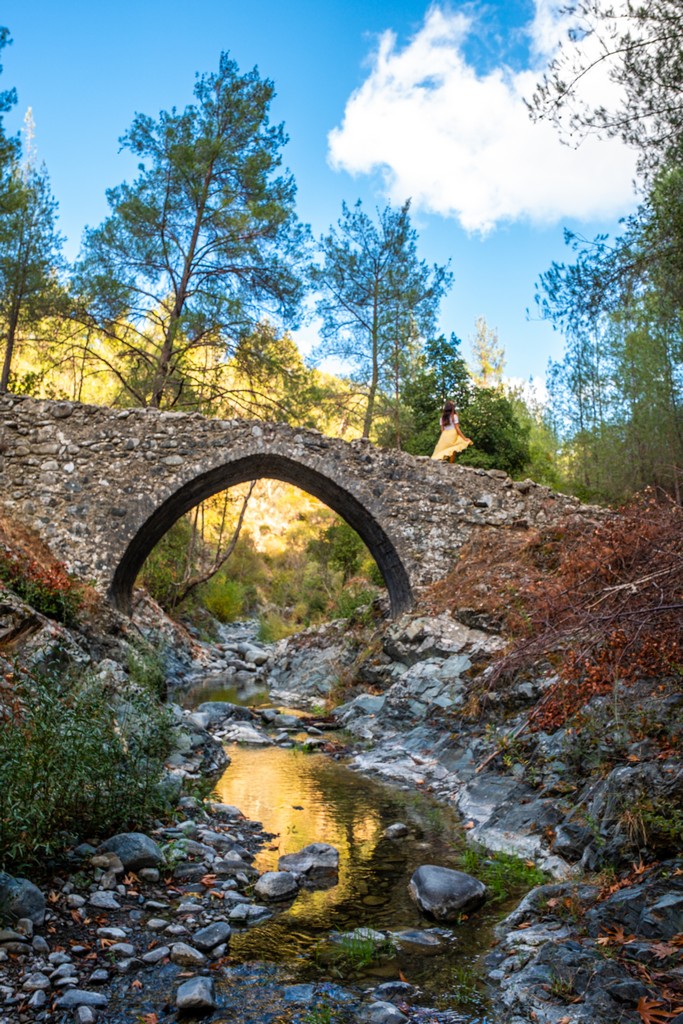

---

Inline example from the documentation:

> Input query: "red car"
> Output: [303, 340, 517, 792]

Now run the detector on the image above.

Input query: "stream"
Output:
[182, 667, 516, 1022]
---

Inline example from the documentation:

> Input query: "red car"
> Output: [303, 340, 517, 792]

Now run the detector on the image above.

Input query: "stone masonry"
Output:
[0, 395, 590, 615]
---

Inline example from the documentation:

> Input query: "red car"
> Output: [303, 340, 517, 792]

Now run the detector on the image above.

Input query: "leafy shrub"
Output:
[202, 577, 247, 623]
[127, 641, 167, 698]
[332, 580, 378, 622]
[0, 668, 172, 869]
[257, 610, 297, 643]
[0, 545, 83, 624]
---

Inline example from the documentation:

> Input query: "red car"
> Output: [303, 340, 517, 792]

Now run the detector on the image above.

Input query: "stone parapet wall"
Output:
[0, 395, 591, 615]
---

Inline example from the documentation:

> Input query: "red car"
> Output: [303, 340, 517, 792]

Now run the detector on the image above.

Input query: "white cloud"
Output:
[328, 3, 637, 233]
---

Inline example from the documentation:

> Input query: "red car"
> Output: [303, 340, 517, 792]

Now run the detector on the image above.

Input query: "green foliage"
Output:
[530, 0, 683, 182]
[458, 845, 546, 903]
[458, 388, 531, 476]
[0, 545, 83, 624]
[622, 798, 683, 858]
[201, 577, 247, 623]
[127, 641, 167, 698]
[138, 516, 193, 608]
[402, 333, 472, 455]
[539, 165, 683, 503]
[0, 156, 66, 393]
[332, 929, 396, 971]
[0, 27, 18, 204]
[257, 610, 297, 643]
[75, 51, 306, 410]
[332, 582, 377, 623]
[307, 518, 366, 582]
[0, 668, 172, 869]
[301, 1004, 336, 1024]
[312, 199, 452, 438]
[446, 964, 486, 1010]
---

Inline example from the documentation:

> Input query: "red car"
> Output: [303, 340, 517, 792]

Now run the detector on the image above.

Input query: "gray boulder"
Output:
[175, 976, 216, 1012]
[197, 701, 255, 724]
[278, 843, 339, 882]
[254, 871, 299, 901]
[98, 833, 163, 871]
[192, 921, 231, 951]
[408, 865, 486, 921]
[364, 1001, 409, 1024]
[0, 872, 45, 926]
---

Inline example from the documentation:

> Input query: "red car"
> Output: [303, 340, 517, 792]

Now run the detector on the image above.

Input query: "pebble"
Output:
[88, 891, 121, 910]
[27, 990, 48, 1009]
[55, 989, 109, 1009]
[142, 946, 170, 964]
[23, 972, 50, 991]
[97, 927, 128, 940]
[146, 918, 169, 931]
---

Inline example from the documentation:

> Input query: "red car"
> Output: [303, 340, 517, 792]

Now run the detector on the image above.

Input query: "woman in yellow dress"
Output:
[431, 401, 472, 462]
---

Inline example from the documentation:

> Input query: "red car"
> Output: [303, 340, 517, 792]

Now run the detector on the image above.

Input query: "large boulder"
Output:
[176, 976, 216, 1013]
[254, 871, 300, 901]
[197, 701, 255, 725]
[408, 865, 486, 921]
[0, 872, 45, 926]
[278, 843, 339, 884]
[98, 832, 163, 871]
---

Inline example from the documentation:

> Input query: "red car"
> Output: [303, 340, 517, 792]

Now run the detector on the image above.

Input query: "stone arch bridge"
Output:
[0, 396, 582, 616]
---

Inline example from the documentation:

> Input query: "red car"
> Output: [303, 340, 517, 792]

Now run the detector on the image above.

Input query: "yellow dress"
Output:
[431, 424, 472, 460]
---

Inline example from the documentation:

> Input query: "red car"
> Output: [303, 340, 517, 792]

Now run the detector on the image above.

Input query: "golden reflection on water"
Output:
[213, 745, 386, 919]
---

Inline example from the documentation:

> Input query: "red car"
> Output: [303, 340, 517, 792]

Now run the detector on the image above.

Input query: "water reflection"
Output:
[214, 744, 499, 1012]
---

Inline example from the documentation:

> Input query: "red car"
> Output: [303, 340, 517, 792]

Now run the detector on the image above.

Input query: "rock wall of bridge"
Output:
[0, 396, 586, 615]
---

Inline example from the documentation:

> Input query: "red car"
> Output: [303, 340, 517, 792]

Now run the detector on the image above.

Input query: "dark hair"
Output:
[441, 401, 455, 428]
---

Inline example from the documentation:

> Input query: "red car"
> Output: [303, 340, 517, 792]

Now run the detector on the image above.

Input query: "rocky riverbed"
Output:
[1, 589, 682, 1024]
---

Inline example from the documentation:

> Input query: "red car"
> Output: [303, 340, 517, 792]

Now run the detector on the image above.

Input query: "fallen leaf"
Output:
[637, 996, 683, 1024]
[131, 979, 143, 990]
[650, 942, 678, 960]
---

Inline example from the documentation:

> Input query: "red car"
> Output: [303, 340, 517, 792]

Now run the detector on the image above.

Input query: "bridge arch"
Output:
[109, 452, 414, 617]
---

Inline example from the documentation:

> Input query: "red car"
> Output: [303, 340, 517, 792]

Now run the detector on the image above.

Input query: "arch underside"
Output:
[109, 453, 414, 618]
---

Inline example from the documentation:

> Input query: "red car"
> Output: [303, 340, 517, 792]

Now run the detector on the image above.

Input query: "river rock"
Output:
[197, 701, 255, 724]
[408, 865, 486, 920]
[170, 942, 207, 966]
[391, 928, 443, 952]
[98, 832, 163, 871]
[55, 990, 109, 1009]
[0, 873, 45, 926]
[363, 1001, 409, 1024]
[278, 843, 339, 881]
[383, 823, 409, 839]
[253, 872, 299, 901]
[192, 921, 232, 951]
[175, 975, 216, 1012]
[89, 891, 121, 911]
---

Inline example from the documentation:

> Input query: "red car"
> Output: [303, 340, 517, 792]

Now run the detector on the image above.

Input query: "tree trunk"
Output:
[362, 279, 380, 439]
[0, 303, 21, 393]
[150, 158, 215, 409]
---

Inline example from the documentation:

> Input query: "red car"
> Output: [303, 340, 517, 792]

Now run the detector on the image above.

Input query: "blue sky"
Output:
[2, 0, 638, 383]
